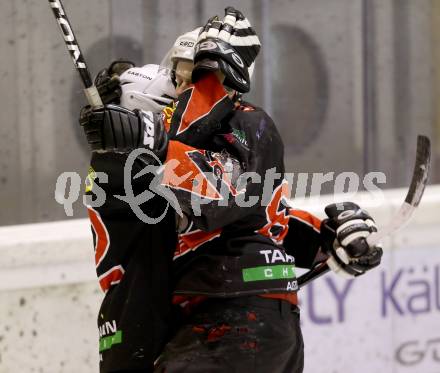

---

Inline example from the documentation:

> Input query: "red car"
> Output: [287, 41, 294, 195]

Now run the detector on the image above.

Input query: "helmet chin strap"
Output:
[235, 92, 243, 103]
[224, 85, 242, 103]
[230, 91, 243, 104]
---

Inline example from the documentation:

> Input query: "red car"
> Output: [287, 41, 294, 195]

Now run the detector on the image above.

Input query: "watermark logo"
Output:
[54, 149, 387, 223]
[114, 148, 182, 224]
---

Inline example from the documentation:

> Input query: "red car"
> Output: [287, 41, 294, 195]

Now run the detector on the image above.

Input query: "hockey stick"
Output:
[297, 135, 431, 288]
[48, 0, 103, 107]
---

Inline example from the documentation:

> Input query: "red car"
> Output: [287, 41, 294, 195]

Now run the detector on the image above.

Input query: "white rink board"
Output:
[296, 187, 440, 373]
[0, 186, 439, 372]
[300, 246, 440, 373]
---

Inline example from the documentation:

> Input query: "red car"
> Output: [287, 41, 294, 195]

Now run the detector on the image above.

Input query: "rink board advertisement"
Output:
[300, 244, 440, 373]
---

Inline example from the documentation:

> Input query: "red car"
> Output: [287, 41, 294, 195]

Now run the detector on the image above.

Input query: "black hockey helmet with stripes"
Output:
[192, 7, 261, 93]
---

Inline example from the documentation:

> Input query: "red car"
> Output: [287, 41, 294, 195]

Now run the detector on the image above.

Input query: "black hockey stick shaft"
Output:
[297, 135, 431, 289]
[297, 260, 329, 288]
[48, 0, 103, 107]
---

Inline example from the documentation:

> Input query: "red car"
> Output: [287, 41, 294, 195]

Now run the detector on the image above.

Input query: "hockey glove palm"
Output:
[192, 7, 261, 93]
[79, 104, 168, 161]
[321, 202, 383, 277]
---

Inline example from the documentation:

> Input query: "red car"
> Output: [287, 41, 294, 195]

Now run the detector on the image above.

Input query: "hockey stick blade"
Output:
[366, 135, 431, 246]
[297, 135, 431, 288]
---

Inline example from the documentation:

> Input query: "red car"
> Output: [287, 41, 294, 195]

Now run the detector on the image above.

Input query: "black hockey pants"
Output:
[154, 296, 304, 373]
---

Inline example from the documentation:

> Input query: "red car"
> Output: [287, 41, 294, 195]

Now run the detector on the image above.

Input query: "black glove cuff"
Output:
[104, 104, 143, 151]
[194, 38, 250, 93]
[136, 110, 169, 162]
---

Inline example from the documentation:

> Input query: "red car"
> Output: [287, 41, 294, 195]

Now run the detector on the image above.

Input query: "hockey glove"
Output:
[79, 104, 168, 161]
[321, 202, 383, 277]
[192, 7, 261, 93]
[94, 60, 135, 104]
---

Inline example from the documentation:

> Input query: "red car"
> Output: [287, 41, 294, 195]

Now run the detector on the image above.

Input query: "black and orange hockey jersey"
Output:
[85, 72, 322, 371]
[160, 73, 322, 302]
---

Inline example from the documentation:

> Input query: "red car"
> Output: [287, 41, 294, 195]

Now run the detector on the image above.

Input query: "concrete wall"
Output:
[0, 0, 112, 226]
[0, 186, 439, 372]
[0, 0, 436, 225]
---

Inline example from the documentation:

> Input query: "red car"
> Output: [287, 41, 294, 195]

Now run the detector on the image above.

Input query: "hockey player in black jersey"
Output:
[83, 63, 180, 373]
[81, 7, 383, 373]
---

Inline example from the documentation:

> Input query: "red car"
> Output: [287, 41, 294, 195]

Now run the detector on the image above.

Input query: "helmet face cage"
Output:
[170, 69, 177, 88]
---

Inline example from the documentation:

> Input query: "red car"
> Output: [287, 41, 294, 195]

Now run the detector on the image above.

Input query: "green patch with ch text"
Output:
[99, 330, 122, 352]
[242, 265, 296, 282]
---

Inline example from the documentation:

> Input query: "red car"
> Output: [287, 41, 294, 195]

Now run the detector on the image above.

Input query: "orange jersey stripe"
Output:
[87, 207, 110, 268]
[289, 209, 321, 232]
[176, 73, 228, 135]
[98, 265, 125, 293]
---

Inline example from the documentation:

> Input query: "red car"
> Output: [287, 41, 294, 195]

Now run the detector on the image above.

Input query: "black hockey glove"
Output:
[94, 60, 135, 104]
[79, 104, 168, 161]
[192, 7, 261, 93]
[321, 202, 383, 277]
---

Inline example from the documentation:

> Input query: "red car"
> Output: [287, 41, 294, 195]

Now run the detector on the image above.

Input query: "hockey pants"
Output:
[154, 296, 304, 373]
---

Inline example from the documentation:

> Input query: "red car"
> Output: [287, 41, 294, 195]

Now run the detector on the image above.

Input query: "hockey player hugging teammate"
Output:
[80, 7, 383, 373]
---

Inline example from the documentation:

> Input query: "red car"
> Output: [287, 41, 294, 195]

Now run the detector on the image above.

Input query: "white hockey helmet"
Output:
[160, 27, 255, 91]
[120, 64, 176, 113]
[161, 27, 201, 70]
